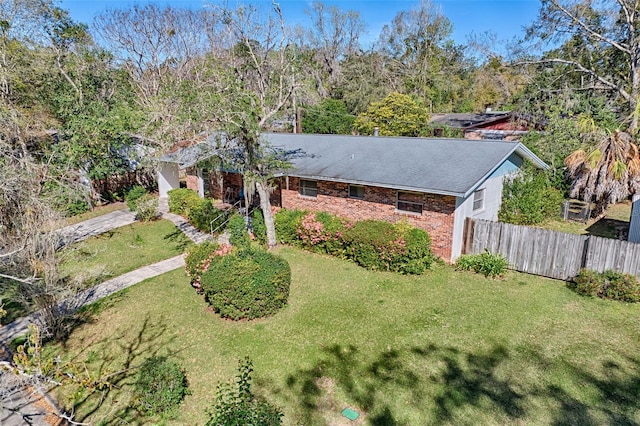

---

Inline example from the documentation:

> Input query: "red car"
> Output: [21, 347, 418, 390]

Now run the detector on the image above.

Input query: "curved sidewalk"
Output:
[0, 200, 214, 424]
[1, 200, 213, 344]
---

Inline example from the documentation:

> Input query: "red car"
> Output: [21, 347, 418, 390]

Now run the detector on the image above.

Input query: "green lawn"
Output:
[542, 201, 632, 238]
[59, 219, 191, 287]
[50, 247, 640, 425]
[1, 220, 191, 324]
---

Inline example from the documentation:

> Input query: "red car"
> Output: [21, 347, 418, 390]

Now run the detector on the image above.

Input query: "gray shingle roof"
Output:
[264, 133, 546, 198]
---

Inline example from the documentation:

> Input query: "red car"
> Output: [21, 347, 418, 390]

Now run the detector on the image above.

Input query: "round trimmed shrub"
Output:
[200, 249, 291, 320]
[133, 356, 189, 417]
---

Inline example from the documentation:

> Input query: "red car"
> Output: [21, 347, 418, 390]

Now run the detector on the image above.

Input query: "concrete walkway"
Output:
[0, 198, 215, 424]
[57, 209, 137, 247]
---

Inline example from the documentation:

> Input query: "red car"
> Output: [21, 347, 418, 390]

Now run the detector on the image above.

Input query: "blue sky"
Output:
[59, 0, 541, 47]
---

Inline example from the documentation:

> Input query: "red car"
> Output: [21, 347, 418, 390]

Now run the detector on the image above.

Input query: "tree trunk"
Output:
[255, 180, 277, 248]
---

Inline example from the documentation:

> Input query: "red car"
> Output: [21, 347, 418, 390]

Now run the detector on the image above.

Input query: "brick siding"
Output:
[280, 177, 456, 261]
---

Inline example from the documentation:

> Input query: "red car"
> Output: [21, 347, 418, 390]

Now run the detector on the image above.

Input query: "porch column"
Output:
[158, 162, 180, 198]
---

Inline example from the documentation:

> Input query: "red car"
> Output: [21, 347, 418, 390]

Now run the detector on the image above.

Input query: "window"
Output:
[473, 188, 485, 212]
[299, 179, 318, 198]
[348, 185, 364, 200]
[396, 191, 423, 214]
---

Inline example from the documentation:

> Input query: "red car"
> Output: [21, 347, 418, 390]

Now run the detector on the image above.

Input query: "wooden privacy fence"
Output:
[464, 219, 640, 280]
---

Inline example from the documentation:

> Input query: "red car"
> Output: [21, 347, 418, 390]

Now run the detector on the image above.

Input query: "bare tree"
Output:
[203, 2, 299, 247]
[94, 4, 210, 143]
[523, 0, 640, 131]
[299, 1, 364, 99]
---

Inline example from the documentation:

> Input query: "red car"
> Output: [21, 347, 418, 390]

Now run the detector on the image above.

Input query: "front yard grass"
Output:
[49, 247, 640, 425]
[60, 219, 192, 287]
[1, 220, 191, 324]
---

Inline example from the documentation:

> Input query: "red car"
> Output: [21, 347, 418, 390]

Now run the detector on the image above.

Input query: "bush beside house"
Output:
[275, 209, 435, 274]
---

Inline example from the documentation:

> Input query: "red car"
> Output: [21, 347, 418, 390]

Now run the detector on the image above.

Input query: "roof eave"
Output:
[276, 172, 465, 198]
[461, 142, 549, 198]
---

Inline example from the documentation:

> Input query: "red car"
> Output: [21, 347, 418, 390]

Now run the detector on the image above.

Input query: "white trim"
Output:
[472, 188, 485, 212]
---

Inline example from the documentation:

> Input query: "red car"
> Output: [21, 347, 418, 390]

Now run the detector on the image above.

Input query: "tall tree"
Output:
[301, 1, 364, 99]
[206, 2, 298, 248]
[94, 4, 209, 143]
[301, 98, 354, 134]
[353, 92, 430, 137]
[524, 0, 640, 132]
[377, 0, 470, 112]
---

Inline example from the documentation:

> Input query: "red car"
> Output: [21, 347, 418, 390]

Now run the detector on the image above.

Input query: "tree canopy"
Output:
[353, 92, 430, 137]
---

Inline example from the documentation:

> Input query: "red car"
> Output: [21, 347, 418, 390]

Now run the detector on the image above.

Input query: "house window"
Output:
[348, 185, 364, 200]
[299, 179, 318, 198]
[473, 188, 485, 212]
[396, 191, 423, 214]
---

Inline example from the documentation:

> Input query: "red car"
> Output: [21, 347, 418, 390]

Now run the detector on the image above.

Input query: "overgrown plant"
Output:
[570, 269, 640, 302]
[133, 356, 190, 418]
[456, 251, 509, 278]
[134, 194, 159, 221]
[167, 188, 201, 215]
[125, 185, 147, 211]
[499, 165, 563, 225]
[206, 357, 283, 426]
[275, 209, 435, 274]
[184, 242, 232, 293]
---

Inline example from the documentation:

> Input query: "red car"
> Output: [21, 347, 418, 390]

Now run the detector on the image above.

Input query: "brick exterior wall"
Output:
[185, 167, 199, 193]
[279, 177, 456, 261]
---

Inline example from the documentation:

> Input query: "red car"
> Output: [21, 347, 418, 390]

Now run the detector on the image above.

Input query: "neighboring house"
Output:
[158, 133, 548, 262]
[429, 111, 544, 141]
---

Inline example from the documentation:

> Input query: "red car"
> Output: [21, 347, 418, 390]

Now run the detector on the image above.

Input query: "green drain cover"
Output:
[341, 407, 359, 421]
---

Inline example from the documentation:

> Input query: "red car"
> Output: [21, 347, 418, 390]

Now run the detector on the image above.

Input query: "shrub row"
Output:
[167, 188, 226, 232]
[185, 243, 291, 320]
[274, 209, 434, 274]
[455, 251, 508, 278]
[570, 269, 640, 302]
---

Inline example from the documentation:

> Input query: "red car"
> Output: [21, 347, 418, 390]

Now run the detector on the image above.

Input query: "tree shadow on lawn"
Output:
[586, 218, 629, 239]
[282, 343, 640, 425]
[60, 314, 186, 425]
[164, 228, 193, 252]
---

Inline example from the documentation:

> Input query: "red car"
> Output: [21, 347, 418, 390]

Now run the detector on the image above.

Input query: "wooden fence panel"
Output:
[585, 236, 640, 276]
[469, 220, 587, 280]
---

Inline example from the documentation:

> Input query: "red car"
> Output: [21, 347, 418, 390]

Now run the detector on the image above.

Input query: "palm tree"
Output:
[565, 130, 640, 219]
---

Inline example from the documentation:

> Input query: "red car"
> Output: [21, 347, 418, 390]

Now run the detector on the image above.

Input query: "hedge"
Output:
[274, 209, 434, 274]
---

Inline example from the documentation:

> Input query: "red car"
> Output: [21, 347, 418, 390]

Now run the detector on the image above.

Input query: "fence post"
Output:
[463, 217, 474, 254]
[580, 235, 590, 271]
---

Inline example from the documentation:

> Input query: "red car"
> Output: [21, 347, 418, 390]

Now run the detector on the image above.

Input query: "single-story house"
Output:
[429, 111, 544, 141]
[159, 133, 548, 262]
